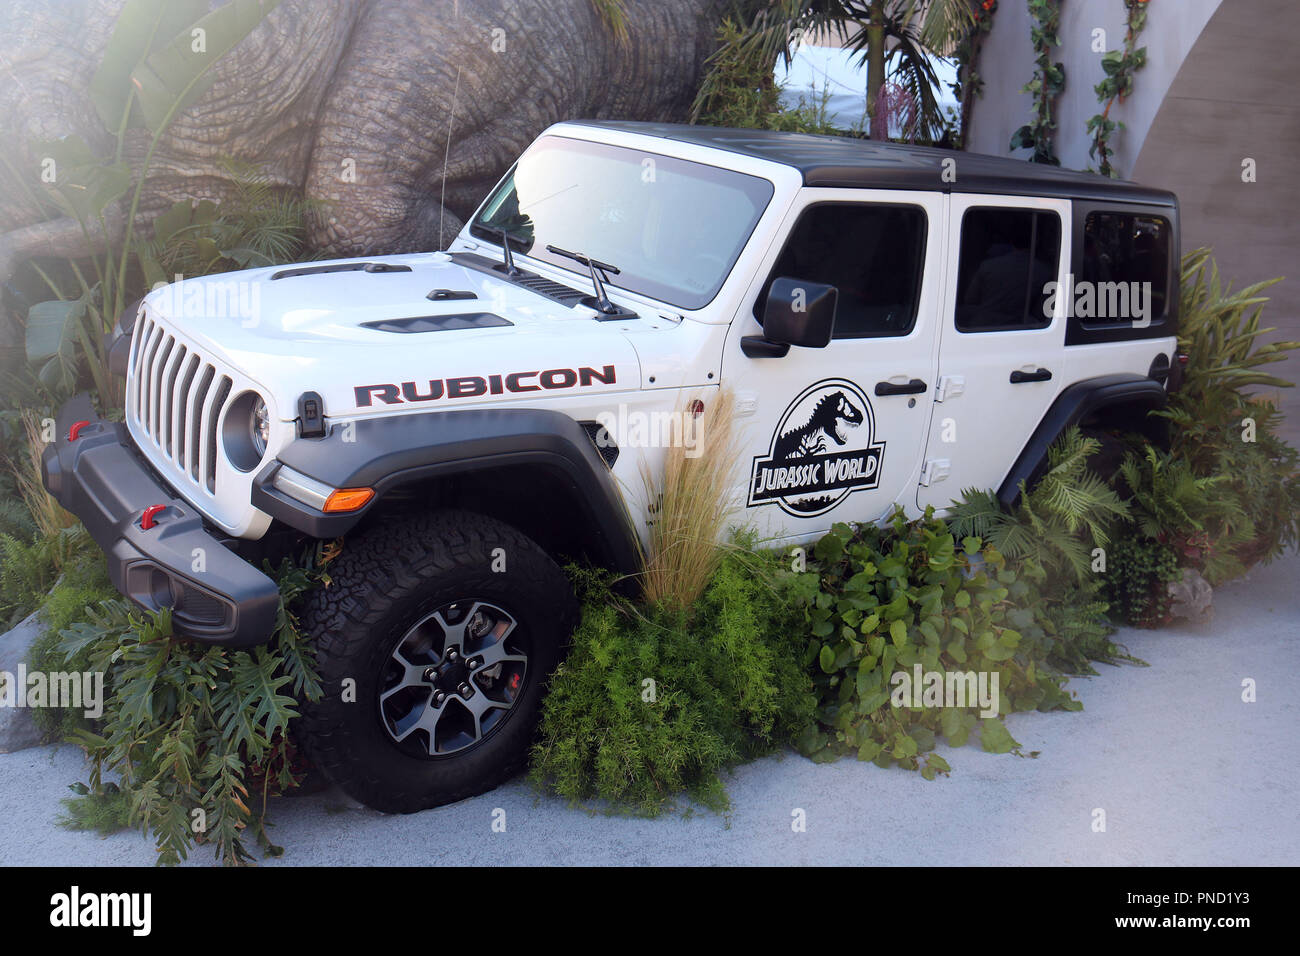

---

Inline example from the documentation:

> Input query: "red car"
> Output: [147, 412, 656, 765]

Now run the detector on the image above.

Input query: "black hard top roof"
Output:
[567, 120, 1176, 207]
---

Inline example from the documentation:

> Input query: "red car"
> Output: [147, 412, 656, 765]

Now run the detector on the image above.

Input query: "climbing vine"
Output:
[1010, 0, 1064, 164]
[952, 0, 999, 149]
[1087, 0, 1150, 177]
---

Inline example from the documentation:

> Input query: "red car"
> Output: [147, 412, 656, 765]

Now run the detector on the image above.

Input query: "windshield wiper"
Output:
[545, 245, 622, 316]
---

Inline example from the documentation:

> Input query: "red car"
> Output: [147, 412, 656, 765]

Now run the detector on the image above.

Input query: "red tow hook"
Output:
[67, 420, 91, 441]
[140, 504, 168, 530]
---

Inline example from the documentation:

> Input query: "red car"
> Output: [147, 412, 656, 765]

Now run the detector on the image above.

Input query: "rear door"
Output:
[916, 195, 1070, 511]
[723, 188, 945, 544]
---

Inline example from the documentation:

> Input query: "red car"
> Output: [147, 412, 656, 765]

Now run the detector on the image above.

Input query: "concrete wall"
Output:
[967, 0, 1220, 172]
[1133, 0, 1300, 445]
[968, 0, 1300, 444]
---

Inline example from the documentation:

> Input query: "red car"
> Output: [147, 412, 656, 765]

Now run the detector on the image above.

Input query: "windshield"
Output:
[469, 135, 774, 310]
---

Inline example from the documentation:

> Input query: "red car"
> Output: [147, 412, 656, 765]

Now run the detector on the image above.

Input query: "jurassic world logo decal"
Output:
[747, 379, 885, 517]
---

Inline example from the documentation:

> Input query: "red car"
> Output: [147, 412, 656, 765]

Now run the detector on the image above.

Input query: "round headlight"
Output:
[251, 398, 270, 456]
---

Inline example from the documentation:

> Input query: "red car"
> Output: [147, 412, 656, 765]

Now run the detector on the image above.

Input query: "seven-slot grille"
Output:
[127, 311, 234, 495]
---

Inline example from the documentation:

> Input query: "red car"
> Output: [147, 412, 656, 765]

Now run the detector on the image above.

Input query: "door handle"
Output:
[874, 378, 928, 396]
[1009, 368, 1052, 384]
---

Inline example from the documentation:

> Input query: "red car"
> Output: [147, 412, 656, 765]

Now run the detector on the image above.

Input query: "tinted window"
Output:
[955, 208, 1061, 331]
[1081, 212, 1171, 324]
[470, 136, 773, 311]
[754, 203, 926, 338]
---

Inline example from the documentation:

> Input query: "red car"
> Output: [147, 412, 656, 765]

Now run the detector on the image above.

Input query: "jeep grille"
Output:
[127, 311, 234, 495]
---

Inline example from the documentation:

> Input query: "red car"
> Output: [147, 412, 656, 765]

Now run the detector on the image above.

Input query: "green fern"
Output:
[55, 548, 330, 866]
[948, 428, 1129, 584]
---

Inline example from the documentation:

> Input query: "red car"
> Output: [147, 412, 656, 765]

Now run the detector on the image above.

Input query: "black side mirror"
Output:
[742, 277, 837, 358]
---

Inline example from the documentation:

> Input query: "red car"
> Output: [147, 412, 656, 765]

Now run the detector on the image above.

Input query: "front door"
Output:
[722, 189, 945, 545]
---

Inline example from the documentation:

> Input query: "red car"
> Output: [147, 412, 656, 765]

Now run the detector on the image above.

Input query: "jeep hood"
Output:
[139, 252, 645, 419]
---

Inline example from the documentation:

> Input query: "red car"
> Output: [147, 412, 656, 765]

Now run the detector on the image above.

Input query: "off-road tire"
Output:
[297, 509, 576, 813]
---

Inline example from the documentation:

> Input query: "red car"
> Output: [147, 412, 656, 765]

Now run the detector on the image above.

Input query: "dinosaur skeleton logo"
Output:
[747, 378, 885, 517]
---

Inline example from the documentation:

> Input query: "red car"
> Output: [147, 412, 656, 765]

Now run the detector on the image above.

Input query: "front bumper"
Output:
[41, 393, 279, 647]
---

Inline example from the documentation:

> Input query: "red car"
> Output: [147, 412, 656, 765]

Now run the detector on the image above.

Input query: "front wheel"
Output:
[297, 509, 576, 813]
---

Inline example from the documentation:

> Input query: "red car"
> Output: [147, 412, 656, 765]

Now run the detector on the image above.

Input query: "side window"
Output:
[754, 202, 927, 338]
[1081, 212, 1171, 324]
[955, 207, 1061, 332]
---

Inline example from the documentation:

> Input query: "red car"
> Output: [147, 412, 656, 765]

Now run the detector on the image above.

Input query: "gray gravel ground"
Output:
[1, 552, 1296, 867]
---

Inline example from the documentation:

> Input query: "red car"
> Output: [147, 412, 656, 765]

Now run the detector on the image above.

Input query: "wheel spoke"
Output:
[461, 690, 508, 739]
[434, 601, 487, 649]
[392, 697, 441, 748]
[474, 618, 521, 668]
[380, 661, 429, 704]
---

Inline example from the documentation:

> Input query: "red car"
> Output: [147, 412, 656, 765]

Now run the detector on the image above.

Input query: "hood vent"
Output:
[361, 312, 513, 333]
[449, 252, 587, 307]
[508, 272, 587, 306]
[271, 261, 412, 280]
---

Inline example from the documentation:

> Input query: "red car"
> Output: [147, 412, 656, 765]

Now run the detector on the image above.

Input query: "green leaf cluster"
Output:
[5, 0, 282, 406]
[1086, 0, 1149, 177]
[1010, 0, 1065, 165]
[52, 549, 326, 866]
[530, 548, 817, 815]
[1154, 250, 1300, 574]
[785, 509, 1082, 776]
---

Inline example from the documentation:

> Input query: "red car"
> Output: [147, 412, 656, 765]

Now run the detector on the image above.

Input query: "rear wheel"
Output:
[297, 509, 576, 813]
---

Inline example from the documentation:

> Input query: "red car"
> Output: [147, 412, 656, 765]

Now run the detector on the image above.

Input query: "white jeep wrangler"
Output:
[43, 121, 1181, 812]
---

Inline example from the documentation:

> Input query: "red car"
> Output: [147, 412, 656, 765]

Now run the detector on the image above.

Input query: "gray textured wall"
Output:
[968, 0, 1299, 444]
[966, 0, 1221, 172]
[1133, 0, 1300, 446]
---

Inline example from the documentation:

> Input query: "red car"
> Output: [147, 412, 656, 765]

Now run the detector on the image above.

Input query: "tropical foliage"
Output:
[1009, 0, 1064, 164]
[55, 551, 327, 866]
[7, 0, 283, 406]
[1086, 0, 1150, 177]
[693, 0, 978, 142]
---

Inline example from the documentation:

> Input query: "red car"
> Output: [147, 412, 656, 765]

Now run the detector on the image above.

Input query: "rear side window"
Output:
[754, 202, 927, 338]
[955, 207, 1061, 332]
[1080, 212, 1171, 325]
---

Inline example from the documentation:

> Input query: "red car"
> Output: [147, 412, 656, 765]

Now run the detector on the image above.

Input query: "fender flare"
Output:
[252, 407, 641, 576]
[996, 373, 1167, 509]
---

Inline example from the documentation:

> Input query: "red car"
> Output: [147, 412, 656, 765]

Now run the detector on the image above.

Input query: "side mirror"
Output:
[742, 277, 837, 358]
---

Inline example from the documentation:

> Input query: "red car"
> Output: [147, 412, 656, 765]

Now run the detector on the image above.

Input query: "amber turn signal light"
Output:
[322, 487, 375, 513]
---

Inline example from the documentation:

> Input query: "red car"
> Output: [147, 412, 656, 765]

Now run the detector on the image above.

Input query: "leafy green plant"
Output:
[1157, 249, 1300, 576]
[692, 1, 975, 142]
[135, 160, 318, 287]
[55, 550, 326, 866]
[1117, 446, 1252, 583]
[785, 510, 1082, 775]
[1086, 0, 1149, 177]
[944, 429, 1133, 667]
[948, 428, 1129, 584]
[1010, 0, 1064, 164]
[692, 19, 847, 134]
[1100, 536, 1180, 628]
[13, 0, 282, 404]
[0, 525, 97, 628]
[951, 0, 998, 149]
[531, 550, 816, 815]
[24, 550, 115, 741]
